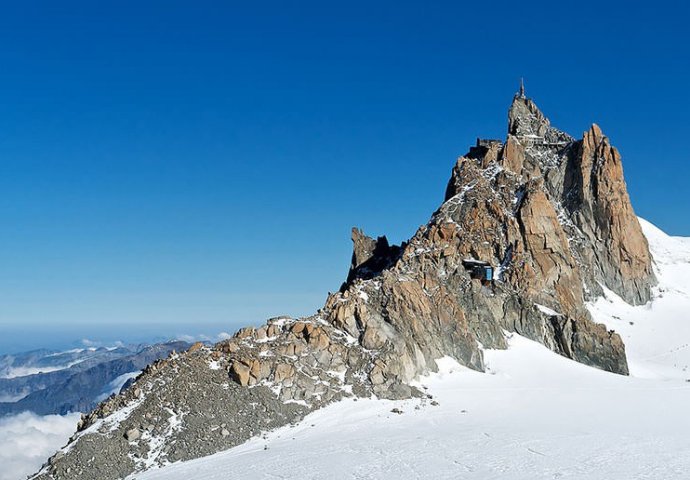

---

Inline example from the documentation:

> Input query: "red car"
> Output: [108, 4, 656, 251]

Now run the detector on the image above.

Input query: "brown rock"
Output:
[124, 428, 140, 442]
[217, 341, 240, 354]
[234, 327, 255, 339]
[517, 182, 584, 315]
[569, 124, 656, 304]
[274, 363, 295, 384]
[266, 324, 280, 337]
[307, 328, 331, 350]
[290, 322, 306, 335]
[229, 361, 251, 387]
[369, 365, 385, 385]
[255, 326, 268, 341]
[502, 135, 525, 174]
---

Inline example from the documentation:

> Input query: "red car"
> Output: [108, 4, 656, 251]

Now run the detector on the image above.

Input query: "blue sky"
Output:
[0, 1, 688, 352]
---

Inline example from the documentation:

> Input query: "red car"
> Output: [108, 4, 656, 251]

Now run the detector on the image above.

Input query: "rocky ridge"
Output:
[32, 90, 656, 480]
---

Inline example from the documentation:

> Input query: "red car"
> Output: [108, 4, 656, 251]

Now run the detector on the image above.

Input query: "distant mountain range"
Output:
[0, 341, 190, 416]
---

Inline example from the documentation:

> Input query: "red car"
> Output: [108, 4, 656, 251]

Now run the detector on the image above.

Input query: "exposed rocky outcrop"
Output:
[345, 228, 403, 284]
[565, 125, 656, 304]
[32, 89, 654, 480]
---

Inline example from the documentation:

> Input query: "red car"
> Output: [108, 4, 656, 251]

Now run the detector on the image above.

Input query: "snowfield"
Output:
[588, 218, 690, 380]
[130, 219, 690, 480]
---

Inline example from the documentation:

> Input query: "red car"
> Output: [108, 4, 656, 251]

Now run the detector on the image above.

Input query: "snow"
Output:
[587, 217, 690, 379]
[135, 407, 186, 471]
[325, 369, 346, 383]
[267, 316, 293, 328]
[0, 391, 29, 403]
[1, 361, 82, 379]
[43, 348, 92, 357]
[133, 335, 690, 480]
[283, 399, 310, 407]
[63, 395, 146, 453]
[122, 217, 690, 479]
[534, 303, 562, 317]
[438, 183, 477, 221]
[95, 371, 141, 402]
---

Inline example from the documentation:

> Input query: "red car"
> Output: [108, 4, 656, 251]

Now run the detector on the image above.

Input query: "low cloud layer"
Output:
[0, 412, 80, 480]
[176, 331, 233, 344]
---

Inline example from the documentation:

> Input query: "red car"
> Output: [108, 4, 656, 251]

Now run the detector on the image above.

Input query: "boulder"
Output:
[229, 361, 251, 386]
[124, 429, 140, 442]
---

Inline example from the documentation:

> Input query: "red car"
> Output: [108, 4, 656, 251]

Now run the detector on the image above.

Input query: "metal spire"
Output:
[519, 78, 525, 98]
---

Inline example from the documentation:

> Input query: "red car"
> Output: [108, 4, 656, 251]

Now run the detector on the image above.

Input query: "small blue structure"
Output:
[462, 259, 494, 283]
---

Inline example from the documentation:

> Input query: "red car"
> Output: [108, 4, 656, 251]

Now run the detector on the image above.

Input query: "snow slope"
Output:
[588, 218, 690, 380]
[125, 218, 688, 479]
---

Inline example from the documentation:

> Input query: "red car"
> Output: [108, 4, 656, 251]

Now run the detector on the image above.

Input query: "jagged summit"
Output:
[33, 90, 657, 480]
[507, 88, 573, 143]
[345, 228, 402, 285]
[451, 91, 655, 305]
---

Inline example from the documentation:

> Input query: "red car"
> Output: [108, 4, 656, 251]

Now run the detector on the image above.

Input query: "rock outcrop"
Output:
[346, 228, 402, 284]
[565, 124, 656, 304]
[32, 89, 655, 480]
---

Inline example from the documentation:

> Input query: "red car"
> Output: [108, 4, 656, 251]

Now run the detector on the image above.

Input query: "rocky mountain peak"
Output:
[508, 94, 549, 137]
[507, 90, 573, 145]
[33, 90, 657, 480]
[567, 121, 656, 305]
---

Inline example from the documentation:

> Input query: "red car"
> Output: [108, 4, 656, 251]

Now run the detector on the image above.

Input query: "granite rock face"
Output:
[566, 124, 656, 304]
[503, 96, 655, 305]
[346, 228, 402, 284]
[32, 90, 653, 480]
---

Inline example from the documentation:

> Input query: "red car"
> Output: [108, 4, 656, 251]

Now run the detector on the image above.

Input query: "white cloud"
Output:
[0, 411, 80, 480]
[175, 332, 234, 344]
[175, 334, 197, 343]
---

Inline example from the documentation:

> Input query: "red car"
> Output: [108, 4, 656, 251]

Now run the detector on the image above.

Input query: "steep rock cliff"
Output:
[33, 90, 654, 480]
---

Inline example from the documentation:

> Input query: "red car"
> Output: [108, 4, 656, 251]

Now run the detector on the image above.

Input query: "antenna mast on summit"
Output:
[519, 78, 525, 97]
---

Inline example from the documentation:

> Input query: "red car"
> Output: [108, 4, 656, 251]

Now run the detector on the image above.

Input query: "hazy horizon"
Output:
[0, 321, 237, 355]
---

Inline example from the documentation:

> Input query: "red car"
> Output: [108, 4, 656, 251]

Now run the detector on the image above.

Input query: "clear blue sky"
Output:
[0, 1, 688, 352]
